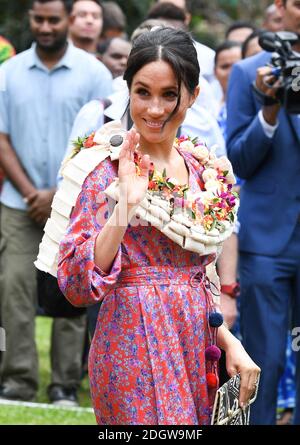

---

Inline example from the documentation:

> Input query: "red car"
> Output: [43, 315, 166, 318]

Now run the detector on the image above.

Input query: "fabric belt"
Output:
[114, 265, 207, 288]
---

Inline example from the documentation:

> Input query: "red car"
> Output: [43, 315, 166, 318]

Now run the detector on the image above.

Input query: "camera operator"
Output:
[226, 0, 300, 425]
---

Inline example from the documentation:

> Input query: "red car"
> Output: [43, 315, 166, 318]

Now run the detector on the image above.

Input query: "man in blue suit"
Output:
[227, 0, 300, 424]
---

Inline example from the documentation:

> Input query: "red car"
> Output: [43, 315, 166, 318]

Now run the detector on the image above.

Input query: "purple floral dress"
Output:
[58, 150, 218, 425]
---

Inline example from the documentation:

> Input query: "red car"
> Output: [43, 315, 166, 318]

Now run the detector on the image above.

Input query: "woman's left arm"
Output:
[217, 325, 261, 408]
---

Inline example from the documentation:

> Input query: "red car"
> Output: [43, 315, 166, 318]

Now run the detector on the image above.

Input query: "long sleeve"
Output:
[226, 62, 275, 179]
[66, 100, 105, 157]
[57, 161, 122, 307]
[57, 100, 105, 185]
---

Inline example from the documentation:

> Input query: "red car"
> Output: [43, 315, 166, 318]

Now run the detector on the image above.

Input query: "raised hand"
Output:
[118, 128, 150, 209]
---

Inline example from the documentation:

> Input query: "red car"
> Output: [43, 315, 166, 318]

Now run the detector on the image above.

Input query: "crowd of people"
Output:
[0, 0, 299, 426]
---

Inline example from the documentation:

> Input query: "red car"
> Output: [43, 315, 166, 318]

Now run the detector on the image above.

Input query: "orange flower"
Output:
[202, 215, 214, 230]
[148, 180, 157, 190]
[83, 132, 97, 148]
[216, 209, 227, 221]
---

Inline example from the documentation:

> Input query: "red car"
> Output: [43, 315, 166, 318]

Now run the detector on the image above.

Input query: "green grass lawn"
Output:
[0, 316, 96, 425]
[0, 405, 96, 425]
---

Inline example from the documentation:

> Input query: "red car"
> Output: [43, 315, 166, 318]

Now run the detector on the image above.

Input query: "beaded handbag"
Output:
[211, 373, 260, 425]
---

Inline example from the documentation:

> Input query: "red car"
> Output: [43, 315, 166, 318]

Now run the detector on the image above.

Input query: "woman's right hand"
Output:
[225, 338, 261, 408]
[118, 128, 150, 209]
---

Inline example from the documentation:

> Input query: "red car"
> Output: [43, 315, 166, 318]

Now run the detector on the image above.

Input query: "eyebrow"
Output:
[31, 14, 61, 19]
[134, 81, 178, 90]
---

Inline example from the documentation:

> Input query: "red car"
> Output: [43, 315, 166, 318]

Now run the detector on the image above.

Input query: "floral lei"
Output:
[134, 136, 238, 233]
[71, 132, 238, 233]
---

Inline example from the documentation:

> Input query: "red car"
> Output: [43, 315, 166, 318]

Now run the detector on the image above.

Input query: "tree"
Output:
[0, 0, 31, 52]
[116, 0, 152, 35]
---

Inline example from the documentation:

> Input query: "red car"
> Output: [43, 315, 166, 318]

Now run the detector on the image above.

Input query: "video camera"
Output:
[257, 31, 300, 114]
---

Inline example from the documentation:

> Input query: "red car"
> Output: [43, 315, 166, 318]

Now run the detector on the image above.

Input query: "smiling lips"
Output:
[144, 119, 165, 129]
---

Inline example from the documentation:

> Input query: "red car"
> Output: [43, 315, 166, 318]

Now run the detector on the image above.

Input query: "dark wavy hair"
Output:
[123, 27, 199, 124]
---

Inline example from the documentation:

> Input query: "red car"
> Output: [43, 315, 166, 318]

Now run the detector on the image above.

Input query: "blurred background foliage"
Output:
[0, 0, 273, 52]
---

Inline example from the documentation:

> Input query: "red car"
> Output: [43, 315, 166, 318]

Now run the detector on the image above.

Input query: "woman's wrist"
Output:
[112, 201, 137, 226]
[217, 324, 241, 352]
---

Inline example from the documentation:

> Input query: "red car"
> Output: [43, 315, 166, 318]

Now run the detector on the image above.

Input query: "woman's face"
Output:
[130, 59, 198, 145]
